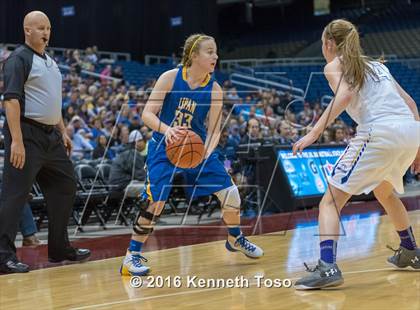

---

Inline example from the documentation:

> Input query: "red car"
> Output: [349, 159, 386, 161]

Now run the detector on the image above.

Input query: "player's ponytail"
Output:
[181, 34, 214, 67]
[324, 19, 375, 91]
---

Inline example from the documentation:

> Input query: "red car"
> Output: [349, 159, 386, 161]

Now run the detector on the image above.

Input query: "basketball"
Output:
[166, 130, 205, 168]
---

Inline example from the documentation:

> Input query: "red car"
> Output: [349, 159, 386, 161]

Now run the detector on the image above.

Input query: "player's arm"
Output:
[312, 60, 355, 137]
[204, 82, 223, 158]
[141, 69, 185, 144]
[392, 79, 419, 121]
[293, 60, 355, 155]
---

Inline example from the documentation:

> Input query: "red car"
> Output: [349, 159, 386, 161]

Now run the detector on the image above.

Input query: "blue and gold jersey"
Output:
[152, 66, 214, 143]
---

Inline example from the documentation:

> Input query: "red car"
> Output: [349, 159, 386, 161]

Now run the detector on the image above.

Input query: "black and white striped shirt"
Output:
[2, 44, 62, 125]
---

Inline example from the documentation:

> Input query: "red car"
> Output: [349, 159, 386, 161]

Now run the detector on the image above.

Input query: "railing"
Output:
[145, 54, 179, 65]
[221, 57, 326, 71]
[230, 73, 304, 99]
[58, 64, 122, 83]
[220, 55, 398, 71]
[2, 43, 131, 61]
[232, 64, 290, 84]
[391, 58, 420, 70]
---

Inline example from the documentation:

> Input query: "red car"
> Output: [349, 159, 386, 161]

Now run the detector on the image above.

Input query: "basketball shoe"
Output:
[294, 260, 344, 290]
[120, 250, 150, 276]
[387, 245, 420, 270]
[225, 234, 264, 259]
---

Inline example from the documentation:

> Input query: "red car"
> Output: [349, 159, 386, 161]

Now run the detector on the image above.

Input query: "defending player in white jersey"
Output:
[292, 19, 420, 290]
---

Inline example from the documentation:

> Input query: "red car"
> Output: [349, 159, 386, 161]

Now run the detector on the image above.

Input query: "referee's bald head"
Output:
[23, 11, 49, 28]
[23, 11, 51, 52]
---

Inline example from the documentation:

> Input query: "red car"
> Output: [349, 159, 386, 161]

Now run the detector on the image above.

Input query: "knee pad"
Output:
[214, 185, 241, 211]
[133, 200, 161, 235]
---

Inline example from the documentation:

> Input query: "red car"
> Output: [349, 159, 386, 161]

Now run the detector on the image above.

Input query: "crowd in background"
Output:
[0, 46, 417, 190]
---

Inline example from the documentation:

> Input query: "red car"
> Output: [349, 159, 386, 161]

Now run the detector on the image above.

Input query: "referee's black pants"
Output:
[0, 121, 77, 263]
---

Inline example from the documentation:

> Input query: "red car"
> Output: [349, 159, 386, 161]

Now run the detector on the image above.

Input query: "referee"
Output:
[0, 11, 90, 273]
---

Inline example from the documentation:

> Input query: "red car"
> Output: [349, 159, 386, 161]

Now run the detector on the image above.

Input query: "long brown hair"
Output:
[180, 33, 215, 67]
[324, 19, 375, 91]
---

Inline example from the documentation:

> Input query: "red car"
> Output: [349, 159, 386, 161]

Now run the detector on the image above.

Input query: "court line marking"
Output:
[69, 267, 399, 310]
[24, 210, 420, 274]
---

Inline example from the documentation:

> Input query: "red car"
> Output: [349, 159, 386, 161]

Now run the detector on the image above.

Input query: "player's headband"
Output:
[188, 36, 204, 60]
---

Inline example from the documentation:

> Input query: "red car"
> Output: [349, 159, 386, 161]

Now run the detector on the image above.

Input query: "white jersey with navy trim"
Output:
[346, 61, 414, 125]
[328, 61, 419, 195]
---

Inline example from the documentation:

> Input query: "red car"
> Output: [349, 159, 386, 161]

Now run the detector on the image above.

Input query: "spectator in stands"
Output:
[69, 116, 86, 133]
[298, 102, 313, 124]
[215, 127, 238, 165]
[90, 117, 105, 140]
[108, 125, 121, 148]
[91, 46, 99, 60]
[119, 125, 130, 145]
[278, 91, 293, 115]
[262, 106, 277, 128]
[222, 80, 233, 91]
[320, 129, 332, 144]
[109, 101, 120, 119]
[92, 135, 113, 160]
[275, 120, 295, 145]
[129, 115, 142, 131]
[313, 102, 323, 121]
[118, 105, 131, 126]
[20, 203, 41, 247]
[72, 128, 94, 159]
[102, 118, 114, 137]
[85, 47, 98, 65]
[112, 66, 124, 80]
[100, 65, 112, 83]
[228, 122, 242, 147]
[108, 130, 146, 197]
[0, 170, 40, 247]
[69, 49, 82, 74]
[226, 87, 241, 107]
[270, 93, 281, 116]
[331, 125, 347, 144]
[77, 102, 91, 123]
[64, 90, 82, 110]
[241, 118, 263, 145]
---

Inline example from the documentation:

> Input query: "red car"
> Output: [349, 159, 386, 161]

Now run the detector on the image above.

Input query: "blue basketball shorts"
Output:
[142, 138, 234, 202]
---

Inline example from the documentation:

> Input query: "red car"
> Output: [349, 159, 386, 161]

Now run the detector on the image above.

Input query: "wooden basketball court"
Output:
[1, 210, 419, 309]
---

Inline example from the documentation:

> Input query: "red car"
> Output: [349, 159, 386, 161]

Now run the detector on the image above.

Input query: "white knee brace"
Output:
[214, 185, 241, 210]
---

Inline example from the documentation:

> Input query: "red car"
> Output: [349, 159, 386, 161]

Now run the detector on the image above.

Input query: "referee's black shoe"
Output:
[0, 258, 30, 274]
[48, 247, 91, 263]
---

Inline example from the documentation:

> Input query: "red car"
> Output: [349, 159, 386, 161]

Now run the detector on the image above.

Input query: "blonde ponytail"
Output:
[325, 19, 375, 90]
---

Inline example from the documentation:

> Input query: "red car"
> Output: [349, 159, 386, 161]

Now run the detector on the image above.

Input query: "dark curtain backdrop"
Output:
[0, 0, 218, 60]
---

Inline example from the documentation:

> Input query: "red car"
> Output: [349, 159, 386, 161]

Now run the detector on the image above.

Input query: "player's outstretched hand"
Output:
[165, 126, 187, 145]
[292, 131, 319, 155]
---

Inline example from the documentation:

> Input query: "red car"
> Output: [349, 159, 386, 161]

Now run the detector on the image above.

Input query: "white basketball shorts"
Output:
[328, 120, 420, 195]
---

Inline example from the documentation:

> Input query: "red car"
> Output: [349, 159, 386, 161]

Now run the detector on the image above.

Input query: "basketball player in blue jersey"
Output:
[120, 34, 263, 276]
[292, 19, 420, 290]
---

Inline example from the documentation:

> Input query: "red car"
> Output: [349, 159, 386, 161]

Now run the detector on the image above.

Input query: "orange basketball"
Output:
[166, 130, 205, 169]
